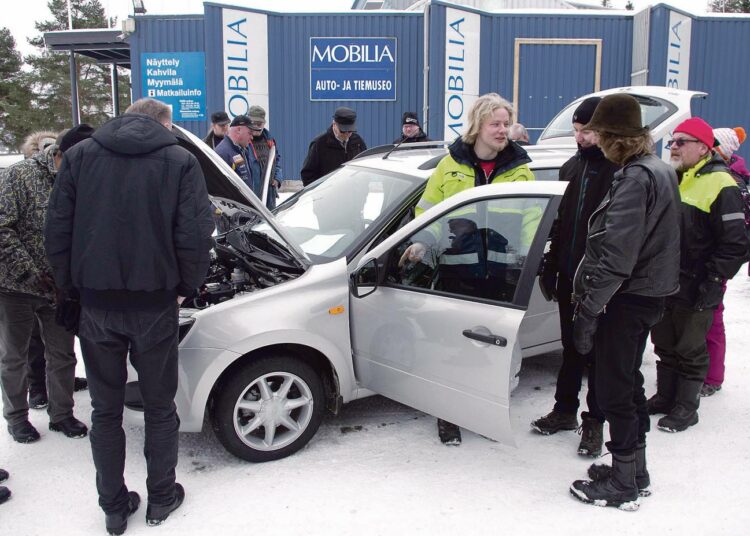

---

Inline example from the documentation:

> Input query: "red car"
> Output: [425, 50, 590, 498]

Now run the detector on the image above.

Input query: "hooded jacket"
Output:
[544, 144, 620, 281]
[574, 154, 681, 315]
[45, 113, 215, 310]
[0, 147, 58, 299]
[300, 127, 367, 186]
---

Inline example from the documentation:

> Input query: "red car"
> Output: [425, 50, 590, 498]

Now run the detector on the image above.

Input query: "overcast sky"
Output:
[4, 0, 713, 57]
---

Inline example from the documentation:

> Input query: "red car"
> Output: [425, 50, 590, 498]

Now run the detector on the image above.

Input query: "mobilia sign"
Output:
[310, 37, 397, 101]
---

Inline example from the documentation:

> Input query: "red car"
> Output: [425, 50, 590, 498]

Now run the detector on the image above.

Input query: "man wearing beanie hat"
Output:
[300, 107, 367, 186]
[203, 111, 230, 150]
[566, 93, 681, 510]
[531, 96, 619, 460]
[393, 112, 430, 144]
[648, 118, 748, 431]
[0, 124, 95, 445]
[701, 127, 750, 398]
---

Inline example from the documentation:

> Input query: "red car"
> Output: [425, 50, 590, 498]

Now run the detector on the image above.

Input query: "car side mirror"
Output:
[350, 258, 378, 299]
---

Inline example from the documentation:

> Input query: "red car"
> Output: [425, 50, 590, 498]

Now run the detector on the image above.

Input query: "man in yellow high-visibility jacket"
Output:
[400, 93, 535, 446]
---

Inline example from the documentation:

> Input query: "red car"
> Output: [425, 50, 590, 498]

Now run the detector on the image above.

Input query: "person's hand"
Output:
[538, 269, 558, 302]
[694, 275, 724, 311]
[399, 243, 427, 267]
[573, 304, 599, 355]
[32, 272, 56, 294]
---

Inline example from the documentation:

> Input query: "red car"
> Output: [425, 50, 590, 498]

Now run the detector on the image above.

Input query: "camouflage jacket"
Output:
[0, 147, 57, 299]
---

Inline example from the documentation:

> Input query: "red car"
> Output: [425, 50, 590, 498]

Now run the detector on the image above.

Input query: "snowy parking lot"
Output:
[2, 269, 749, 535]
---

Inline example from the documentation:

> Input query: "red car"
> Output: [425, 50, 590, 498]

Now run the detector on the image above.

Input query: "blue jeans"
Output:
[78, 303, 180, 514]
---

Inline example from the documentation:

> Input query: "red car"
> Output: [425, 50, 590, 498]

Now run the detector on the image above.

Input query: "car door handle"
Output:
[462, 329, 507, 347]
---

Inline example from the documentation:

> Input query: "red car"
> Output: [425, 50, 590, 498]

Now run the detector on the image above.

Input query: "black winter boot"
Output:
[530, 410, 579, 435]
[570, 452, 640, 511]
[588, 443, 651, 497]
[647, 365, 678, 415]
[437, 419, 462, 445]
[658, 378, 702, 433]
[577, 413, 603, 458]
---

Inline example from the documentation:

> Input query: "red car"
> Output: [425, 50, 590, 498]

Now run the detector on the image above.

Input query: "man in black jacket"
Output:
[567, 94, 681, 510]
[532, 97, 619, 458]
[45, 98, 215, 535]
[392, 111, 430, 144]
[300, 107, 367, 186]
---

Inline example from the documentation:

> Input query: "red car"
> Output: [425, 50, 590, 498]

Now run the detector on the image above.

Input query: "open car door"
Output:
[349, 185, 559, 445]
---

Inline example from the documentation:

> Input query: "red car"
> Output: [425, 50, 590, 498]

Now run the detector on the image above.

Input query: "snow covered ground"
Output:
[3, 271, 750, 535]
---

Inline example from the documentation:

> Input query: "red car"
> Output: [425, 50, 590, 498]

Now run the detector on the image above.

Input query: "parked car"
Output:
[125, 85, 699, 463]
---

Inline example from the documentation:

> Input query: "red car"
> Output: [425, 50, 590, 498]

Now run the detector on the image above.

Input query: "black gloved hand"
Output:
[573, 304, 599, 355]
[54, 287, 81, 334]
[538, 269, 558, 302]
[694, 275, 725, 311]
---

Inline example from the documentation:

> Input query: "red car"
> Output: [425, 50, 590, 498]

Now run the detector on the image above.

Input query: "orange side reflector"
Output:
[328, 305, 345, 315]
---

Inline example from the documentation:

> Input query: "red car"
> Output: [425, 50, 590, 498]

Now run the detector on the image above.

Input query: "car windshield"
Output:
[539, 94, 677, 141]
[251, 165, 421, 262]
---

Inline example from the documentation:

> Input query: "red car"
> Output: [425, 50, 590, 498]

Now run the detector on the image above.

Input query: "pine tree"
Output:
[24, 0, 130, 134]
[601, 0, 612, 7]
[709, 0, 750, 11]
[625, 1, 634, 10]
[0, 28, 36, 151]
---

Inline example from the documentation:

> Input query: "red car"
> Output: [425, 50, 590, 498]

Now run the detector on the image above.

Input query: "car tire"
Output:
[212, 355, 325, 462]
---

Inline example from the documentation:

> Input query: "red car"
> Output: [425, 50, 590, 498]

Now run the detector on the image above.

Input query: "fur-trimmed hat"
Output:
[584, 94, 648, 137]
[714, 127, 746, 160]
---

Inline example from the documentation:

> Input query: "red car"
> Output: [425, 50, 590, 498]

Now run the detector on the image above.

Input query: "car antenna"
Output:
[382, 136, 407, 160]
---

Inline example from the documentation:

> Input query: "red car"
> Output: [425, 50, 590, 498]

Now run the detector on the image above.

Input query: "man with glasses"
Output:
[300, 107, 367, 186]
[648, 117, 748, 433]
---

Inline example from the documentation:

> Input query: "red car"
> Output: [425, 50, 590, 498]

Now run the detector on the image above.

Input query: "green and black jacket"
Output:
[673, 153, 749, 304]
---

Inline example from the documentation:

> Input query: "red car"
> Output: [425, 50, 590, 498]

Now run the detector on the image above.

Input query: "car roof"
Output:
[344, 142, 573, 179]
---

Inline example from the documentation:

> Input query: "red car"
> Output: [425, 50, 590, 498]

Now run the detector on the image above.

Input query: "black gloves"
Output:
[55, 288, 81, 334]
[694, 274, 725, 311]
[573, 304, 599, 355]
[538, 269, 558, 302]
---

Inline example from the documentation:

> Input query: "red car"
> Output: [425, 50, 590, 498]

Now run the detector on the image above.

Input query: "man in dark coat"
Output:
[392, 111, 430, 144]
[568, 94, 681, 510]
[45, 98, 215, 534]
[202, 111, 230, 149]
[531, 97, 619, 458]
[300, 107, 367, 186]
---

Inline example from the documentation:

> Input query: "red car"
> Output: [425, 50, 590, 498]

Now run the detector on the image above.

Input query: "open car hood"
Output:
[172, 125, 309, 267]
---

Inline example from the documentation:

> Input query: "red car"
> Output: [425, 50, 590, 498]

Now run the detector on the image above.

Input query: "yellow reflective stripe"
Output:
[440, 253, 479, 265]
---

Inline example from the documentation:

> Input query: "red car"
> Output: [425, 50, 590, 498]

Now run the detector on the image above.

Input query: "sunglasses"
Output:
[665, 138, 700, 149]
[249, 121, 265, 130]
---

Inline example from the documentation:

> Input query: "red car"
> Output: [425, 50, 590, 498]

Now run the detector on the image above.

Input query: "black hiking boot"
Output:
[28, 389, 48, 410]
[146, 483, 185, 526]
[588, 444, 651, 497]
[49, 416, 88, 438]
[658, 378, 702, 433]
[8, 421, 40, 443]
[437, 419, 462, 445]
[647, 365, 678, 415]
[530, 410, 578, 435]
[0, 468, 8, 483]
[0, 486, 9, 505]
[74, 377, 89, 392]
[577, 413, 603, 458]
[570, 452, 640, 511]
[105, 491, 140, 535]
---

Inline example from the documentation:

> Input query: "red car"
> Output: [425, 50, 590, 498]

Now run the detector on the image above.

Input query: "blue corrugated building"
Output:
[122, 1, 750, 177]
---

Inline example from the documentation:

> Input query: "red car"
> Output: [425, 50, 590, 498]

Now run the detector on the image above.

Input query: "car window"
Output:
[268, 166, 420, 262]
[385, 196, 549, 304]
[531, 168, 560, 181]
[539, 95, 677, 142]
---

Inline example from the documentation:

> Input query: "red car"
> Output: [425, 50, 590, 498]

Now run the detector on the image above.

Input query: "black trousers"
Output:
[651, 301, 714, 382]
[594, 293, 665, 454]
[553, 276, 603, 420]
[27, 321, 47, 394]
[78, 303, 180, 515]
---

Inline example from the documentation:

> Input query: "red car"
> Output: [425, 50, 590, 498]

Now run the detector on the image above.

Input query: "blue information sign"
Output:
[141, 52, 206, 121]
[310, 37, 397, 101]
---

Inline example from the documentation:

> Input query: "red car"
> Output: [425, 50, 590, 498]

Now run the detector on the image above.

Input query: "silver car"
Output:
[125, 86, 699, 463]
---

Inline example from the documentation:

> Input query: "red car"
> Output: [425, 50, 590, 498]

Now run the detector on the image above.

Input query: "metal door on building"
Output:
[513, 39, 602, 144]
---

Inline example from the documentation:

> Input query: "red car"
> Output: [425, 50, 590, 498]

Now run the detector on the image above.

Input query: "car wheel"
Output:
[212, 356, 325, 462]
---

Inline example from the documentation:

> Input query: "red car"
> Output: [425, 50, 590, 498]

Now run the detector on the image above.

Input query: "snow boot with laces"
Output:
[658, 378, 702, 433]
[530, 410, 578, 435]
[571, 452, 640, 511]
[577, 413, 603, 457]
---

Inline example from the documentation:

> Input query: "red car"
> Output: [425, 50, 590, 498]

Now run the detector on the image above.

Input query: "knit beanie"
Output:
[714, 127, 746, 160]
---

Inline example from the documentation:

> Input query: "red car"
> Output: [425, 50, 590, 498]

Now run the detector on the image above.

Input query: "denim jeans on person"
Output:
[78, 303, 180, 515]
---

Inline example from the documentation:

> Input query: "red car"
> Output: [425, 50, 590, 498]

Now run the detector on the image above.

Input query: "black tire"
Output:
[211, 355, 325, 462]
